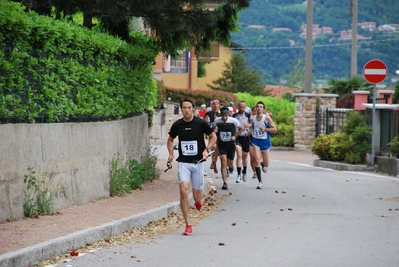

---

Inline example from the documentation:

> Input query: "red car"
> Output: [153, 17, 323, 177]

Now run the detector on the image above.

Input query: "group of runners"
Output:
[166, 96, 277, 235]
[203, 98, 277, 190]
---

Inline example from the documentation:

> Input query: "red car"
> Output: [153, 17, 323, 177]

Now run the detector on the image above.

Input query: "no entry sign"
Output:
[363, 59, 388, 84]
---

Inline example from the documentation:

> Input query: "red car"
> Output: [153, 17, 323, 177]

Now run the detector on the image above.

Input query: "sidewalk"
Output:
[0, 143, 317, 267]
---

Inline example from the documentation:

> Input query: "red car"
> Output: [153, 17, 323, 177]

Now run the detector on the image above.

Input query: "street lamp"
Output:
[396, 70, 399, 75]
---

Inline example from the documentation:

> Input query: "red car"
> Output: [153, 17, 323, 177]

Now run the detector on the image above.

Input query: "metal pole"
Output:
[304, 0, 313, 93]
[350, 0, 358, 77]
[371, 84, 376, 166]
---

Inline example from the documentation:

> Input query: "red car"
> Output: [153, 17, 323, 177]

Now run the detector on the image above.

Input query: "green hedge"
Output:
[0, 1, 158, 123]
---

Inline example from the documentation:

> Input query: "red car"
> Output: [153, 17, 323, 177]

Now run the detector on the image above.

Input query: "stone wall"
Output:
[150, 101, 182, 140]
[294, 93, 338, 150]
[0, 115, 150, 223]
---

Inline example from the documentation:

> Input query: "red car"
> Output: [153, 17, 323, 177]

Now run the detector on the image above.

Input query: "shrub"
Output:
[23, 163, 60, 218]
[312, 110, 371, 164]
[311, 134, 333, 160]
[341, 110, 367, 135]
[388, 135, 399, 158]
[271, 122, 294, 147]
[329, 132, 352, 161]
[109, 148, 160, 196]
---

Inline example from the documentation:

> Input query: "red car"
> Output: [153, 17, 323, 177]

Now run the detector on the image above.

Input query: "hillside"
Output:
[232, 0, 399, 86]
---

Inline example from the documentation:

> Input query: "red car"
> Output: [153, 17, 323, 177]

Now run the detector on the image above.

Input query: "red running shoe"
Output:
[195, 200, 203, 211]
[182, 225, 192, 235]
[210, 162, 215, 169]
[214, 165, 218, 173]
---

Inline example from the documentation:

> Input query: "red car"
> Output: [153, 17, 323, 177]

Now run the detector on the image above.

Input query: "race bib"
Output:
[180, 141, 198, 156]
[220, 131, 232, 142]
[253, 130, 267, 139]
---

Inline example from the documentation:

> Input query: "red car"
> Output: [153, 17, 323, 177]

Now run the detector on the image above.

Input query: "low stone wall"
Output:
[314, 156, 399, 177]
[0, 115, 150, 223]
[375, 156, 399, 176]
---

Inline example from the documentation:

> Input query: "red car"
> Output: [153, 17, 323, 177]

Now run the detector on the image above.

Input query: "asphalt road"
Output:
[58, 159, 399, 267]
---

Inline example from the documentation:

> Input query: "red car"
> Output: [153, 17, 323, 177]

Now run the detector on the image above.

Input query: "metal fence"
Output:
[316, 107, 399, 152]
[316, 108, 352, 137]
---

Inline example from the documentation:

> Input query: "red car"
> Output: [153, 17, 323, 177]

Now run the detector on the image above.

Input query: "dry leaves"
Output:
[34, 187, 227, 267]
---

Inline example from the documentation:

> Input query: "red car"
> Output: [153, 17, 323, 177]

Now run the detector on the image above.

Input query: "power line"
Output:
[372, 0, 399, 24]
[222, 37, 399, 50]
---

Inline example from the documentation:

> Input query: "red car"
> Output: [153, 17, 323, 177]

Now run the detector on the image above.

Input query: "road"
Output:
[57, 159, 399, 267]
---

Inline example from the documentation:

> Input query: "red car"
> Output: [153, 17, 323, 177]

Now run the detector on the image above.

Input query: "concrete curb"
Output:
[0, 201, 185, 267]
[313, 159, 375, 172]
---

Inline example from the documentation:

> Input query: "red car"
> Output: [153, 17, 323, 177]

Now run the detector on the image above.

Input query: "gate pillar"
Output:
[294, 93, 338, 151]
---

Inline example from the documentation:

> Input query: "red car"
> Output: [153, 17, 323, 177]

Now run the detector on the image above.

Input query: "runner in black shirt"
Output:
[167, 97, 217, 235]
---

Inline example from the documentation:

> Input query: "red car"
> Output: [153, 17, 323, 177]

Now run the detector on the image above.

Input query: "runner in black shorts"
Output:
[167, 97, 217, 235]
[232, 101, 253, 183]
[212, 107, 243, 190]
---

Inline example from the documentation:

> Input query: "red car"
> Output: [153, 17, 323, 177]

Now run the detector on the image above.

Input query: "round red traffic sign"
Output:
[363, 59, 388, 84]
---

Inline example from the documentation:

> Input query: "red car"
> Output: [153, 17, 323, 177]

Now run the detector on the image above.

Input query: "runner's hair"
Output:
[180, 96, 196, 109]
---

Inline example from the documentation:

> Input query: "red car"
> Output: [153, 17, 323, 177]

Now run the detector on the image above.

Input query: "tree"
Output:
[16, 0, 251, 57]
[324, 76, 373, 97]
[283, 57, 305, 90]
[208, 51, 267, 96]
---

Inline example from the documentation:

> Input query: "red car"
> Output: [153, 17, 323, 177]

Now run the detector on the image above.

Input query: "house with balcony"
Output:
[151, 1, 244, 90]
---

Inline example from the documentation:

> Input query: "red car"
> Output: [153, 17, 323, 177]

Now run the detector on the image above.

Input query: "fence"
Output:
[316, 107, 399, 152]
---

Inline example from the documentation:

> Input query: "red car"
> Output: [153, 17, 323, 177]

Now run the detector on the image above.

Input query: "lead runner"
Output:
[167, 96, 217, 235]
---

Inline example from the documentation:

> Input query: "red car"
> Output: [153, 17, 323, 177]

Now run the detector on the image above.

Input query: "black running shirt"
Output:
[169, 116, 214, 163]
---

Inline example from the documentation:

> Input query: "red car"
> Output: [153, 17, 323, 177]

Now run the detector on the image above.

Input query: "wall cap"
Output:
[293, 93, 338, 98]
[361, 103, 399, 109]
[352, 90, 370, 95]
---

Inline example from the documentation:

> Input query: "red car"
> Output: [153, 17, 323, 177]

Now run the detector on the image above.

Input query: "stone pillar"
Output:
[378, 89, 394, 104]
[293, 93, 338, 151]
[353, 90, 370, 110]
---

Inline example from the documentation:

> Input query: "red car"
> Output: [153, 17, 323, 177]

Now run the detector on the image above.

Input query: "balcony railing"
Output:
[198, 43, 219, 61]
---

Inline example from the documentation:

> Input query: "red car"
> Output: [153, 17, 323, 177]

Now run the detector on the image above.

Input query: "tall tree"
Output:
[208, 51, 267, 95]
[16, 0, 251, 57]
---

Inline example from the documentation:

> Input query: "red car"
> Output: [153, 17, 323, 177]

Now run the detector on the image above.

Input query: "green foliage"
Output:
[341, 110, 367, 135]
[140, 146, 161, 183]
[208, 52, 265, 96]
[234, 92, 295, 116]
[109, 148, 160, 197]
[388, 135, 399, 158]
[232, 0, 399, 83]
[16, 0, 250, 58]
[311, 134, 335, 161]
[197, 61, 208, 78]
[351, 125, 372, 163]
[393, 82, 399, 104]
[0, 1, 158, 123]
[271, 122, 294, 147]
[324, 76, 373, 98]
[328, 132, 352, 162]
[311, 111, 371, 164]
[166, 87, 239, 108]
[23, 164, 60, 218]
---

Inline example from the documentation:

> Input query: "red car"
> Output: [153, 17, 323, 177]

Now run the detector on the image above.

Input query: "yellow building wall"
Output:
[196, 46, 232, 90]
[153, 50, 199, 90]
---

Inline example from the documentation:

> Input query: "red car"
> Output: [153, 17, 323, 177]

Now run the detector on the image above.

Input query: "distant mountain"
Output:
[232, 0, 399, 86]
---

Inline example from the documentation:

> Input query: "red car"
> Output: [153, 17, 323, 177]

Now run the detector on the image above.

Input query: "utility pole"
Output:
[304, 0, 313, 93]
[350, 0, 358, 77]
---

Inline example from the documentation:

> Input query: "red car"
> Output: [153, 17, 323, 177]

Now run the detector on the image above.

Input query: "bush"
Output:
[109, 148, 160, 197]
[0, 1, 158, 123]
[311, 110, 371, 164]
[311, 134, 334, 160]
[329, 132, 352, 161]
[341, 110, 367, 135]
[388, 135, 399, 158]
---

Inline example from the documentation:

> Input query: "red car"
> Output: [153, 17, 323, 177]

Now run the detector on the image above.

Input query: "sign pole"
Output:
[371, 84, 376, 166]
[362, 59, 388, 167]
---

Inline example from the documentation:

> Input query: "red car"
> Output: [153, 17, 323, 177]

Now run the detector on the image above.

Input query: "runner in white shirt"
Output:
[250, 101, 277, 189]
